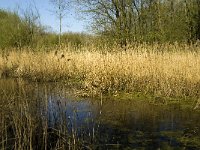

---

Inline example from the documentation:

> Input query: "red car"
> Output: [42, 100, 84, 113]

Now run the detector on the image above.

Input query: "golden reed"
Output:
[0, 43, 199, 98]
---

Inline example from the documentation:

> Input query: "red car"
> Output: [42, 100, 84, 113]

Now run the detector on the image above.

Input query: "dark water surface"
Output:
[0, 79, 200, 150]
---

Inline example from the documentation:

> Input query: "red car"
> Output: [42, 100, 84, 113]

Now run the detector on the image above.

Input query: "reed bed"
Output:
[0, 44, 200, 98]
[0, 79, 83, 150]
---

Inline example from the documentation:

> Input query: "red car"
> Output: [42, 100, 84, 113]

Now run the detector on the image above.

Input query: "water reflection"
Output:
[0, 79, 200, 149]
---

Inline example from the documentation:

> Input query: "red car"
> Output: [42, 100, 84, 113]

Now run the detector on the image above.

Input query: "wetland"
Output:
[0, 79, 200, 150]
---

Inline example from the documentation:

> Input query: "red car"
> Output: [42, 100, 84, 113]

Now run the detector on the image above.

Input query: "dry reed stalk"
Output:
[0, 44, 199, 98]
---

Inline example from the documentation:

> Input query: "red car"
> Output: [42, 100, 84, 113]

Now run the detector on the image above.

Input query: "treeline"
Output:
[1, 0, 200, 50]
[77, 0, 200, 45]
[0, 9, 43, 49]
[0, 9, 91, 49]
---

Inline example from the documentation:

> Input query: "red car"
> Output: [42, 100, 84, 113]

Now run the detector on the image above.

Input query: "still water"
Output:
[0, 79, 200, 149]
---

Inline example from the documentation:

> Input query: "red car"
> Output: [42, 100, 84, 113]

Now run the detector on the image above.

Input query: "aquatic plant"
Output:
[0, 79, 200, 149]
[0, 43, 199, 98]
[0, 79, 81, 150]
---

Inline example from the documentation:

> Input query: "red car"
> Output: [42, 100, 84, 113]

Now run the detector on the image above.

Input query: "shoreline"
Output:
[0, 45, 200, 101]
[0, 77, 199, 111]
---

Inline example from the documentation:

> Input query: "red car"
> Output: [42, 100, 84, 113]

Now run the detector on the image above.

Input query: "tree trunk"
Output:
[59, 12, 62, 47]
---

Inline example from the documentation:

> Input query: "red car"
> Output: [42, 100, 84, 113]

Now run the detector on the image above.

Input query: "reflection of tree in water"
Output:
[1, 79, 200, 149]
[91, 99, 200, 149]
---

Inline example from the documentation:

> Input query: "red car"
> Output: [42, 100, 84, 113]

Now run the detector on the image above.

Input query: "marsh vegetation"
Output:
[0, 44, 200, 99]
[1, 79, 200, 150]
[1, 0, 200, 149]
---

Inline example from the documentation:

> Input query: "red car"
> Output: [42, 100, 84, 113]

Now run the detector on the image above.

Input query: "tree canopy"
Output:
[1, 0, 200, 50]
[76, 0, 200, 45]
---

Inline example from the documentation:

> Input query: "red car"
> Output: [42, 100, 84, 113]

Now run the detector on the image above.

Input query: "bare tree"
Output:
[23, 4, 41, 45]
[75, 0, 200, 44]
[75, 0, 137, 48]
[50, 0, 69, 47]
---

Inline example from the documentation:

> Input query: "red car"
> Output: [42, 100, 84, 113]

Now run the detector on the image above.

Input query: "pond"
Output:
[0, 79, 200, 149]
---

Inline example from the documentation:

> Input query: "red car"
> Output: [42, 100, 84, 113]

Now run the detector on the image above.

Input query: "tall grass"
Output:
[0, 79, 81, 150]
[0, 43, 200, 98]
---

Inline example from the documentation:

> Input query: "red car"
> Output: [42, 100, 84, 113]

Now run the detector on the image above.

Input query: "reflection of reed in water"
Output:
[194, 98, 200, 110]
[1, 79, 200, 150]
[0, 80, 85, 150]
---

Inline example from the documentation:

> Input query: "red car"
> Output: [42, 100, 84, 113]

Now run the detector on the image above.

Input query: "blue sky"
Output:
[0, 0, 87, 33]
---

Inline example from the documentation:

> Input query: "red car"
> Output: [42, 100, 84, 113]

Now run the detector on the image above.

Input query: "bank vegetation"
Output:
[0, 43, 199, 99]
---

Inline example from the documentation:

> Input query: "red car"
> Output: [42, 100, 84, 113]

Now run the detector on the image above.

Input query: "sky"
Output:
[0, 0, 87, 33]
